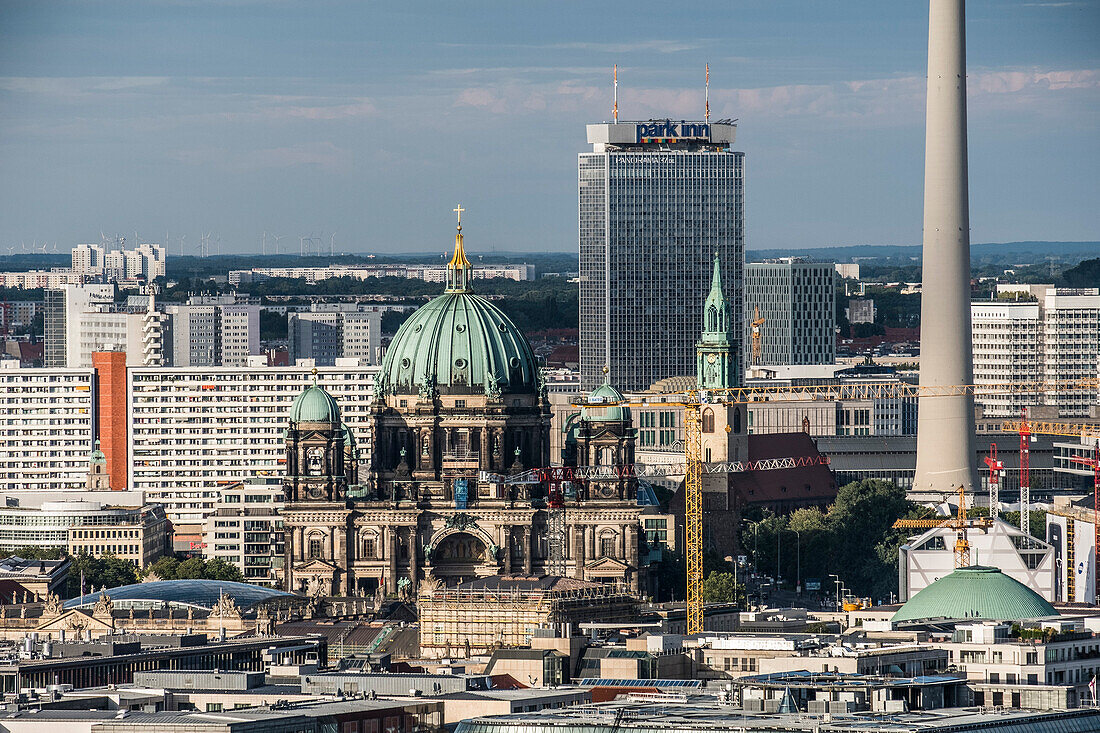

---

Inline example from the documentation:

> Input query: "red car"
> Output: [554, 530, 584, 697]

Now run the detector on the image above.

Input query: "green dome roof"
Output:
[892, 566, 1057, 623]
[379, 292, 539, 396]
[583, 381, 630, 422]
[289, 383, 342, 424]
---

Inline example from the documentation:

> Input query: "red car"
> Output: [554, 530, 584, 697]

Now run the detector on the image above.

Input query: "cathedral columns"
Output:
[574, 526, 586, 580]
[585, 525, 595, 560]
[500, 525, 512, 574]
[408, 527, 418, 589]
[627, 525, 640, 595]
[387, 527, 398, 595]
[522, 526, 532, 574]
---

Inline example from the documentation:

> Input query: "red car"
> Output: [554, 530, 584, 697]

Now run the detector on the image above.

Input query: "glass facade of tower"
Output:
[579, 126, 744, 391]
[744, 259, 836, 366]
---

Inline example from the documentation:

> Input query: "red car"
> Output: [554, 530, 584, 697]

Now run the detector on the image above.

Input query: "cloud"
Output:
[171, 141, 350, 173]
[0, 76, 170, 96]
[438, 39, 710, 54]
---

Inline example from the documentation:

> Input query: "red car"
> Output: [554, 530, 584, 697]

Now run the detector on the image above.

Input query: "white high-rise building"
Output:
[1043, 289, 1100, 417]
[218, 304, 261, 367]
[71, 244, 105, 276]
[579, 120, 743, 391]
[744, 259, 836, 367]
[971, 288, 1100, 418]
[971, 302, 1043, 418]
[128, 365, 378, 542]
[0, 364, 96, 491]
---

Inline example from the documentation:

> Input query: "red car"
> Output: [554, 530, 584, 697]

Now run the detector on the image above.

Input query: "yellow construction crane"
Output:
[581, 377, 1097, 635]
[750, 307, 765, 366]
[893, 486, 992, 568]
[1000, 420, 1100, 438]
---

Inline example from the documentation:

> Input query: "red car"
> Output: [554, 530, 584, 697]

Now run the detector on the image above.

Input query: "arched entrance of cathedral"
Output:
[430, 532, 492, 586]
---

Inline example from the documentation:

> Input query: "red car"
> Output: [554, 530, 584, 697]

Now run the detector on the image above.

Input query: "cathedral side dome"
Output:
[583, 377, 630, 423]
[378, 210, 539, 397]
[289, 380, 342, 424]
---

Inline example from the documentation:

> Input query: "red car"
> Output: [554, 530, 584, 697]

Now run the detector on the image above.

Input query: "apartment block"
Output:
[287, 306, 381, 366]
[128, 365, 377, 543]
[201, 478, 284, 585]
[0, 364, 96, 491]
[971, 288, 1100, 418]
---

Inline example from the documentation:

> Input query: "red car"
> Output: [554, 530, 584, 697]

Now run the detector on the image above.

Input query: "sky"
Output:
[0, 0, 1097, 256]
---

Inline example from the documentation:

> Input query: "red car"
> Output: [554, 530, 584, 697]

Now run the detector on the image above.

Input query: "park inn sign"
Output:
[636, 121, 711, 142]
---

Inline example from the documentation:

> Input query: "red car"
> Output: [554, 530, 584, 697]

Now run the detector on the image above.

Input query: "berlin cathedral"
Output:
[281, 210, 652, 598]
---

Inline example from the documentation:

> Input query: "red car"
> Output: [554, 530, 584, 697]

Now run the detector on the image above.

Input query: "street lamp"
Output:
[829, 574, 840, 612]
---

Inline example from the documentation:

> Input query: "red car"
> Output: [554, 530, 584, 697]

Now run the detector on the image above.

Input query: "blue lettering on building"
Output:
[635, 121, 711, 143]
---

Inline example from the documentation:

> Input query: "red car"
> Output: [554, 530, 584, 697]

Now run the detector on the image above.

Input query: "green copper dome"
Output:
[892, 566, 1057, 623]
[289, 383, 342, 424]
[380, 292, 539, 396]
[380, 213, 540, 397]
[583, 380, 630, 422]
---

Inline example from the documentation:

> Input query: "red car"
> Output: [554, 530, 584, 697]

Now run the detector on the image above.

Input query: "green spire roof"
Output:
[892, 566, 1057, 623]
[89, 439, 106, 465]
[701, 252, 729, 344]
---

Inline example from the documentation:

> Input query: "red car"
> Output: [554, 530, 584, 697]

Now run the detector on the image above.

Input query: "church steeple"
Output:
[697, 252, 734, 390]
[446, 204, 472, 293]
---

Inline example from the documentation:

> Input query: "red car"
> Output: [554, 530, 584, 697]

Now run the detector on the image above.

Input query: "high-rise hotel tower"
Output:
[579, 120, 744, 391]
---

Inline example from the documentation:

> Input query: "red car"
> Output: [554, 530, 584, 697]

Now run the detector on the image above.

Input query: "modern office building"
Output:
[128, 364, 377, 545]
[744, 258, 836, 367]
[971, 288, 1100, 418]
[287, 305, 382, 366]
[201, 477, 285, 586]
[44, 283, 115, 368]
[0, 499, 166, 564]
[579, 120, 743, 390]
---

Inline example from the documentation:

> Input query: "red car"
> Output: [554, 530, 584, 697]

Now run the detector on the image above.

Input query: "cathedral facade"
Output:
[283, 211, 646, 598]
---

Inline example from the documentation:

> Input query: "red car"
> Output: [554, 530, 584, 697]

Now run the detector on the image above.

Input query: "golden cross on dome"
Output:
[453, 204, 465, 230]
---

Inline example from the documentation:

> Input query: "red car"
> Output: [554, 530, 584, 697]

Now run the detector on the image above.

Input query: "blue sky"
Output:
[0, 0, 1097, 255]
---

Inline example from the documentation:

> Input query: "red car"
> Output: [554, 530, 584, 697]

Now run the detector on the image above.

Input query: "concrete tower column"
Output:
[914, 0, 979, 497]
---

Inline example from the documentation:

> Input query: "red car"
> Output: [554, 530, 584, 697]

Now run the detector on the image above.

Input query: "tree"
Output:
[143, 556, 180, 580]
[204, 558, 244, 582]
[65, 553, 138, 597]
[0, 546, 65, 561]
[702, 571, 743, 605]
[176, 557, 209, 579]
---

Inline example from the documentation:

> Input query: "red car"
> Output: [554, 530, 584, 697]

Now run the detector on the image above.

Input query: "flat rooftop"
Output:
[456, 697, 1100, 732]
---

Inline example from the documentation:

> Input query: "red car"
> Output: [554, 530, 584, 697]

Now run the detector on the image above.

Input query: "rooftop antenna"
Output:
[612, 64, 619, 123]
[705, 63, 710, 124]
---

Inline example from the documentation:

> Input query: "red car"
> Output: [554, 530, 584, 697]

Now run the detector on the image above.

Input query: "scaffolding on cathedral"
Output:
[416, 576, 636, 659]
